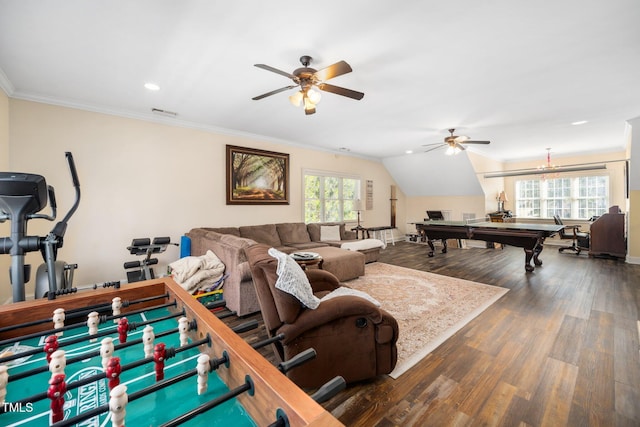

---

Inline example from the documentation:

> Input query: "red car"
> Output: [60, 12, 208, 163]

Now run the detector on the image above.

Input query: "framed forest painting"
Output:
[226, 145, 290, 205]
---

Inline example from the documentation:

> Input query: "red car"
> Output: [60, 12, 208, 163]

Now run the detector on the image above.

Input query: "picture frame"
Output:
[226, 145, 290, 205]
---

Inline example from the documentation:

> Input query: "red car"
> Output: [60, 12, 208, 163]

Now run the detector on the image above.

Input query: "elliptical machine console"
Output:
[0, 152, 81, 301]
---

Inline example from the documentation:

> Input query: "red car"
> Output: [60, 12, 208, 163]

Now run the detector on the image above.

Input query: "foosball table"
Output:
[0, 277, 343, 426]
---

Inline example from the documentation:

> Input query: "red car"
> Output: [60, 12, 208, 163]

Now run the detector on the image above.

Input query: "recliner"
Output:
[244, 243, 398, 388]
[553, 215, 590, 255]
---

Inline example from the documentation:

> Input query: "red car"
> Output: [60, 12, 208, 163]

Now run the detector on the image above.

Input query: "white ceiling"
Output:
[1, 0, 638, 166]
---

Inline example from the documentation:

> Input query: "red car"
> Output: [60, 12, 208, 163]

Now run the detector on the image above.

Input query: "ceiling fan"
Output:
[422, 129, 491, 155]
[252, 55, 364, 115]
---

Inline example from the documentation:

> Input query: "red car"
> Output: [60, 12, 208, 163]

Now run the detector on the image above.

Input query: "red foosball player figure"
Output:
[153, 343, 166, 381]
[106, 356, 122, 390]
[117, 317, 129, 343]
[47, 373, 66, 423]
[44, 335, 59, 363]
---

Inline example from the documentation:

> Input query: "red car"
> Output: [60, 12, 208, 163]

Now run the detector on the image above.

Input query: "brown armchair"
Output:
[244, 244, 398, 388]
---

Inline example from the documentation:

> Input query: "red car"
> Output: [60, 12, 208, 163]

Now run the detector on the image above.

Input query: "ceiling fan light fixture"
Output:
[307, 87, 322, 104]
[289, 90, 303, 107]
[303, 94, 317, 115]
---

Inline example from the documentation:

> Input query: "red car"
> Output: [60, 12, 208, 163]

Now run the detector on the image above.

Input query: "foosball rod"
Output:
[47, 280, 121, 298]
[51, 344, 233, 427]
[0, 292, 169, 334]
[266, 376, 347, 427]
[4, 312, 192, 380]
[158, 377, 254, 427]
[251, 333, 285, 350]
[6, 335, 213, 412]
[0, 299, 177, 348]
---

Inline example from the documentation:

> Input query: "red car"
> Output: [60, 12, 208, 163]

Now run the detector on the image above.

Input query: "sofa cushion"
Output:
[276, 223, 312, 245]
[308, 223, 347, 242]
[219, 234, 256, 249]
[201, 227, 241, 237]
[320, 225, 341, 241]
[287, 242, 329, 250]
[239, 224, 281, 247]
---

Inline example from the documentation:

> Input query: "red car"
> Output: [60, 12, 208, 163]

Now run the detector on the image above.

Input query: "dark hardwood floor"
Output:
[227, 241, 640, 426]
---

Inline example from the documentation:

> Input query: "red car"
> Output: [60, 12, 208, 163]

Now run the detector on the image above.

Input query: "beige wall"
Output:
[4, 99, 402, 301]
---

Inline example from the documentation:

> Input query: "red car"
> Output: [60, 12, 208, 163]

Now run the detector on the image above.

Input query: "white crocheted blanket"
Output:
[268, 248, 320, 309]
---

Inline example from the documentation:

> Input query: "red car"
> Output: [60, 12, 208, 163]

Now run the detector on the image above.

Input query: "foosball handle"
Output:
[310, 375, 346, 403]
[231, 320, 259, 334]
[277, 348, 316, 374]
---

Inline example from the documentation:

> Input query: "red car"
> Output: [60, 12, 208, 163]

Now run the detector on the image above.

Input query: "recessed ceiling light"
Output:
[144, 82, 160, 91]
[571, 120, 588, 125]
[405, 150, 413, 154]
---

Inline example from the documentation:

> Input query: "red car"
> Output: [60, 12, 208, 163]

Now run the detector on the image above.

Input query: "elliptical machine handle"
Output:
[50, 152, 81, 240]
[65, 152, 81, 188]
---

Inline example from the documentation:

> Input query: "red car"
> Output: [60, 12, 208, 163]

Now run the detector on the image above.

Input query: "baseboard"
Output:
[626, 255, 640, 265]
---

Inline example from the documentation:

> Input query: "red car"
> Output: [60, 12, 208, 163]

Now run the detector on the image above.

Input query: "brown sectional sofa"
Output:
[186, 222, 381, 316]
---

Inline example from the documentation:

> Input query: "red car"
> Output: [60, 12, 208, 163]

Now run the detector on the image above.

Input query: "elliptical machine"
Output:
[0, 152, 81, 301]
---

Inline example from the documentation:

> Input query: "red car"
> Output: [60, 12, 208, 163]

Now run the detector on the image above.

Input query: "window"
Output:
[515, 175, 609, 219]
[303, 171, 361, 223]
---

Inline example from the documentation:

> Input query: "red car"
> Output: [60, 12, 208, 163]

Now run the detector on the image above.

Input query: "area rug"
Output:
[346, 263, 508, 378]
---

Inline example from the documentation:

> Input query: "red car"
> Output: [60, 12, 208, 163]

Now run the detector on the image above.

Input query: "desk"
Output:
[414, 220, 563, 272]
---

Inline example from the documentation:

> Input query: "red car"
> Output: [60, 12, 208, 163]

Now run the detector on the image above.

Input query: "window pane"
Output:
[304, 173, 361, 223]
[304, 200, 321, 223]
[324, 177, 339, 200]
[304, 175, 320, 199]
[516, 175, 609, 219]
[325, 199, 341, 222]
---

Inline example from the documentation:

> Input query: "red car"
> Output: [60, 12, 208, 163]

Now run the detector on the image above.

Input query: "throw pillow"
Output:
[320, 225, 341, 241]
[268, 248, 320, 309]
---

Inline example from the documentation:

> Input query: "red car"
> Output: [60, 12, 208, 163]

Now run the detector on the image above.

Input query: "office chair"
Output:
[553, 215, 590, 255]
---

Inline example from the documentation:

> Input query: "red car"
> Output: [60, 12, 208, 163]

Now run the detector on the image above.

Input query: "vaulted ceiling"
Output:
[1, 1, 638, 195]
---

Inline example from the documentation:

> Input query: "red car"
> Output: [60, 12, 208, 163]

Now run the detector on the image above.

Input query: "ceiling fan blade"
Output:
[462, 140, 491, 145]
[314, 60, 353, 81]
[254, 64, 298, 80]
[317, 83, 364, 100]
[424, 145, 445, 153]
[453, 135, 470, 143]
[455, 143, 466, 151]
[252, 85, 297, 100]
[421, 142, 444, 147]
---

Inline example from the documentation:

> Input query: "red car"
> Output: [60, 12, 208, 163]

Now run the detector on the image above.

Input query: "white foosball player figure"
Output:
[87, 311, 99, 342]
[53, 308, 65, 336]
[109, 384, 128, 427]
[0, 365, 8, 404]
[178, 317, 189, 347]
[196, 353, 210, 395]
[100, 337, 114, 370]
[112, 297, 122, 323]
[142, 325, 155, 358]
[49, 349, 66, 380]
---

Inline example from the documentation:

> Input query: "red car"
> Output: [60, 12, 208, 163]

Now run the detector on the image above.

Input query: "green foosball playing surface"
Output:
[0, 305, 256, 427]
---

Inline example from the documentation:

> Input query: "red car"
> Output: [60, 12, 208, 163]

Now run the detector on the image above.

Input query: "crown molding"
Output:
[7, 90, 381, 163]
[0, 66, 15, 96]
